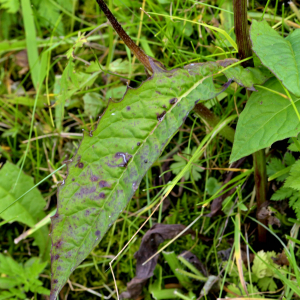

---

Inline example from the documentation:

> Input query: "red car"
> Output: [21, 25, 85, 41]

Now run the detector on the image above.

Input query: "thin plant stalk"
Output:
[233, 0, 267, 242]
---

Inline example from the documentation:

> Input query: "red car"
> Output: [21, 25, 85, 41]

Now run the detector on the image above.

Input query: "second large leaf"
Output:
[50, 59, 234, 299]
[230, 78, 300, 163]
[250, 20, 300, 97]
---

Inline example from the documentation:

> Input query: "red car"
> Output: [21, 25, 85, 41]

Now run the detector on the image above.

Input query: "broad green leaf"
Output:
[223, 65, 272, 91]
[50, 59, 235, 299]
[230, 78, 300, 163]
[250, 20, 300, 97]
[0, 162, 48, 255]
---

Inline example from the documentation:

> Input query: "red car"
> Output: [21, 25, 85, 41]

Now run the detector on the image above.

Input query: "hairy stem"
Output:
[234, 0, 267, 242]
[95, 0, 153, 72]
[194, 104, 235, 143]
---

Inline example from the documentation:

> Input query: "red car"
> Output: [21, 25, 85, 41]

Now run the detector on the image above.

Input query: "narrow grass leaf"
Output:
[21, 0, 40, 89]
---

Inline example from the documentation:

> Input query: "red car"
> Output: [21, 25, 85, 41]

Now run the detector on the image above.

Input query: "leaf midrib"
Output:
[55, 69, 213, 286]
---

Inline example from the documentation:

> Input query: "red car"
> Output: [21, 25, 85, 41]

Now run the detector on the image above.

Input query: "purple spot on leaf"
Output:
[55, 239, 63, 249]
[99, 180, 109, 188]
[91, 175, 99, 182]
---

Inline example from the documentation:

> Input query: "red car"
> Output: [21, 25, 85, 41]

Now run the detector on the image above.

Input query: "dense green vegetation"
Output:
[1, 0, 300, 299]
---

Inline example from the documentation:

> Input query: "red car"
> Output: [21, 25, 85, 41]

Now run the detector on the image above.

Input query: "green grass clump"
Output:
[1, 0, 300, 299]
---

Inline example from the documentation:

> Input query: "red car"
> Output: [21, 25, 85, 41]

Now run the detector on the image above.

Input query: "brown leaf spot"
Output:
[156, 111, 166, 121]
[55, 239, 63, 249]
[169, 98, 177, 104]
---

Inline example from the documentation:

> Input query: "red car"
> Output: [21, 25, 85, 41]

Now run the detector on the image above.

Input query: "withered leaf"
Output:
[120, 224, 195, 299]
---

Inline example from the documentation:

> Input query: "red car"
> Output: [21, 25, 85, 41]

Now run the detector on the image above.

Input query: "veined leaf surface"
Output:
[230, 78, 300, 163]
[250, 20, 300, 97]
[50, 59, 234, 299]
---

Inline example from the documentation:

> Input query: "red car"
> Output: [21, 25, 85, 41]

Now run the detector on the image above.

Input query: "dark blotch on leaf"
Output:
[169, 98, 177, 104]
[144, 160, 148, 163]
[95, 230, 101, 236]
[157, 111, 166, 121]
[126, 106, 131, 111]
[137, 142, 141, 146]
[72, 178, 75, 181]
[91, 175, 99, 182]
[54, 254, 59, 260]
[53, 279, 58, 284]
[99, 180, 109, 188]
[120, 224, 195, 299]
[78, 162, 84, 168]
[55, 239, 63, 249]
[99, 192, 105, 199]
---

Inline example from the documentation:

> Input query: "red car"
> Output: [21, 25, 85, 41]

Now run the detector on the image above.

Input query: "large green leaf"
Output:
[223, 65, 272, 91]
[0, 162, 48, 255]
[230, 78, 300, 163]
[50, 59, 235, 299]
[250, 20, 300, 97]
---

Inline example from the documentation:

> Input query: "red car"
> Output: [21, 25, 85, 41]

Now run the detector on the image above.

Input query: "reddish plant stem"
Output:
[95, 0, 153, 72]
[234, 0, 267, 242]
[253, 149, 268, 242]
[95, 0, 236, 143]
[233, 0, 253, 67]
